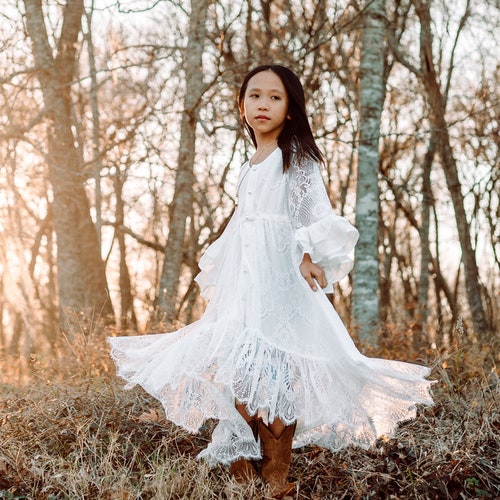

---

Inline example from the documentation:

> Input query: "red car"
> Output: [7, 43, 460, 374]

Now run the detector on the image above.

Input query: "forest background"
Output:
[0, 0, 498, 498]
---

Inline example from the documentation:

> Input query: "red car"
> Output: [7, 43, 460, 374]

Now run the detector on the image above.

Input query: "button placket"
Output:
[239, 165, 257, 317]
[246, 164, 256, 213]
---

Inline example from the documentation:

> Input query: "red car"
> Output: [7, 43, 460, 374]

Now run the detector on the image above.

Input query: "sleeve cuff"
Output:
[295, 214, 359, 285]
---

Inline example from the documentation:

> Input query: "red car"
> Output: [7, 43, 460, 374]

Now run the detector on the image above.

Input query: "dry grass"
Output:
[0, 328, 498, 499]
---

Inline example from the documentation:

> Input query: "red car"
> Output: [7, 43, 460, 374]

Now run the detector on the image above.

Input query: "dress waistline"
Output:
[239, 213, 290, 223]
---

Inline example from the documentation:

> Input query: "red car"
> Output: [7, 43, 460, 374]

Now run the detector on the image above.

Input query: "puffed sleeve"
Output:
[288, 158, 359, 292]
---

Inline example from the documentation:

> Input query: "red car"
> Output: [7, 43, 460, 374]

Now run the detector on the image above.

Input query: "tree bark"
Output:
[114, 173, 138, 331]
[83, 7, 103, 248]
[415, 132, 436, 347]
[412, 0, 490, 336]
[0, 278, 4, 353]
[23, 0, 113, 327]
[353, 0, 386, 345]
[156, 0, 212, 324]
[379, 211, 395, 325]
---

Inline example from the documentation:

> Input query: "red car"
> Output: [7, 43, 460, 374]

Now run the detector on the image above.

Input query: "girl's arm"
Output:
[299, 253, 327, 291]
[289, 158, 359, 291]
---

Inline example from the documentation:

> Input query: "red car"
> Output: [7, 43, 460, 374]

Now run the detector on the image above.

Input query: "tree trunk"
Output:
[156, 0, 212, 324]
[378, 216, 393, 326]
[23, 0, 113, 326]
[0, 278, 4, 353]
[413, 0, 490, 336]
[385, 176, 459, 329]
[115, 173, 138, 331]
[353, 0, 386, 345]
[83, 7, 103, 248]
[415, 133, 436, 348]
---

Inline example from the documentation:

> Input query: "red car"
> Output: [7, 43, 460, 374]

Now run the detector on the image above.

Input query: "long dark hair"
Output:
[238, 64, 324, 172]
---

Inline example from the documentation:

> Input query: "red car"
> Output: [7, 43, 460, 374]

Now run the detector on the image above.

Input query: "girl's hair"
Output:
[238, 64, 324, 172]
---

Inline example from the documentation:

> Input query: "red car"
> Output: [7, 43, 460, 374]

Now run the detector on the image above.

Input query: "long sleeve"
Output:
[288, 158, 359, 291]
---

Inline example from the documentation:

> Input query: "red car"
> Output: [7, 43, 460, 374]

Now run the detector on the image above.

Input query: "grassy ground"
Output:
[0, 330, 498, 499]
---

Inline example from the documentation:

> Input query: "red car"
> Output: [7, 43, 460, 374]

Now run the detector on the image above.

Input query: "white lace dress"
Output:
[109, 148, 434, 466]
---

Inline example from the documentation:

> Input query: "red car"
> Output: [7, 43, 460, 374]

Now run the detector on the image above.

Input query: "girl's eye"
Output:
[249, 93, 259, 98]
[271, 96, 281, 100]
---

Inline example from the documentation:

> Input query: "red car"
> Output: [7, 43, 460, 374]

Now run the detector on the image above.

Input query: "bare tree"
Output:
[2, 0, 496, 347]
[114, 170, 138, 331]
[410, 0, 490, 336]
[415, 133, 436, 346]
[353, 0, 386, 345]
[156, 0, 213, 324]
[23, 0, 113, 326]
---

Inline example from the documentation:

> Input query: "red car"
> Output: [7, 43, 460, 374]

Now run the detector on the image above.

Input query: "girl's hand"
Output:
[299, 253, 327, 291]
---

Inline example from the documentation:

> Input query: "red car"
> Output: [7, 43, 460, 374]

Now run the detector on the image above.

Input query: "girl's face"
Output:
[242, 70, 289, 143]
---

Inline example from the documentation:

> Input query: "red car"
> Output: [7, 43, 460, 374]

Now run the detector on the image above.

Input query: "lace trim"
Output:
[109, 329, 435, 465]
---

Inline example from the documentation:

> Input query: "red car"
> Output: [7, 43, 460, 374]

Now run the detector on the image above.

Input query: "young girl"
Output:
[109, 64, 434, 498]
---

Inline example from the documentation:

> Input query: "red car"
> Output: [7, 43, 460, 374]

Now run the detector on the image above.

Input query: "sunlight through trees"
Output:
[0, 0, 497, 357]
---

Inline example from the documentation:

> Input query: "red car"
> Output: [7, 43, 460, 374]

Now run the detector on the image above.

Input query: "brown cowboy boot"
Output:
[258, 419, 297, 499]
[229, 416, 260, 482]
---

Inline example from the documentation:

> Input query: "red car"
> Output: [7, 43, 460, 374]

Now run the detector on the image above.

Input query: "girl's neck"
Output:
[255, 136, 278, 149]
[251, 137, 278, 166]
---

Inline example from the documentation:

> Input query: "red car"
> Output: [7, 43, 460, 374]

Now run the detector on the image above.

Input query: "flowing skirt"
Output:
[109, 218, 435, 465]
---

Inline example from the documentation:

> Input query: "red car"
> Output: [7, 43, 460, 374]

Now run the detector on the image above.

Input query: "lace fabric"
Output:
[288, 156, 334, 228]
[109, 148, 435, 466]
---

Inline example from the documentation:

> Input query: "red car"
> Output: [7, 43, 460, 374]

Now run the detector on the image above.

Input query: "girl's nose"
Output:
[258, 99, 269, 110]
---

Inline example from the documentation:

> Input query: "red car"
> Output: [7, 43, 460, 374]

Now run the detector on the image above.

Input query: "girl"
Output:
[109, 64, 434, 498]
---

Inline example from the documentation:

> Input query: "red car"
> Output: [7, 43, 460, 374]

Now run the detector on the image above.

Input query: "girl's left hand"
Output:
[300, 253, 327, 291]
